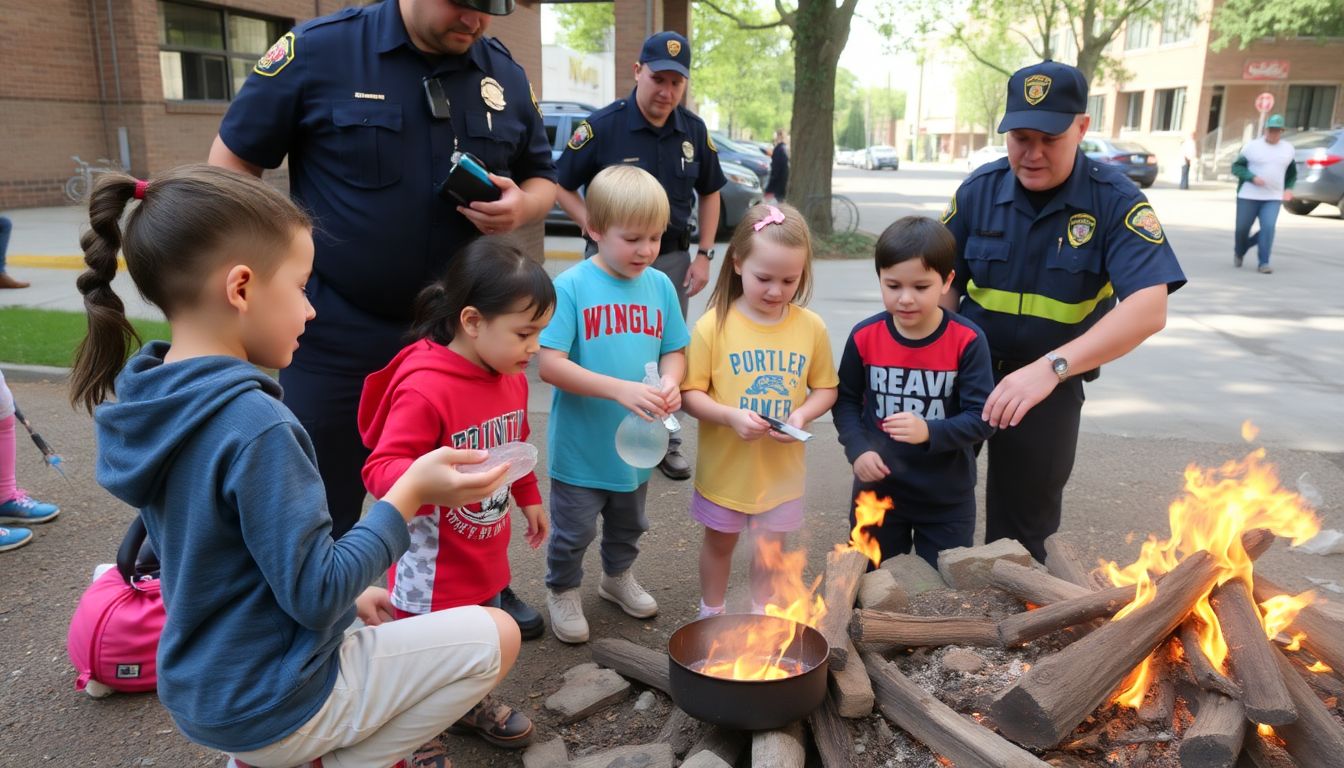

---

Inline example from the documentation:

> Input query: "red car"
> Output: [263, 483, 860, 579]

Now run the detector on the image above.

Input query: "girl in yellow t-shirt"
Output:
[681, 204, 839, 618]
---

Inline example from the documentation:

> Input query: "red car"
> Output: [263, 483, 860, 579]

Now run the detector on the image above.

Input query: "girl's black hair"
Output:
[410, 236, 556, 345]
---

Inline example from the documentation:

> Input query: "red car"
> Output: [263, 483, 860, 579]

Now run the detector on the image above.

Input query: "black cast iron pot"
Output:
[667, 613, 829, 731]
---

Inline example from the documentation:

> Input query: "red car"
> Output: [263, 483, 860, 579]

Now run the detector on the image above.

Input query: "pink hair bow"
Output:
[752, 205, 786, 232]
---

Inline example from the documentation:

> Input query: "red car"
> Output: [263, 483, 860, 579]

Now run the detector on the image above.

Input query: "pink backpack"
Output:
[67, 516, 165, 696]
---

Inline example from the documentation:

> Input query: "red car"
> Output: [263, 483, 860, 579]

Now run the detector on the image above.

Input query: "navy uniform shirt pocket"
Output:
[465, 109, 524, 176]
[331, 101, 404, 189]
[963, 237, 1010, 286]
[1046, 244, 1108, 303]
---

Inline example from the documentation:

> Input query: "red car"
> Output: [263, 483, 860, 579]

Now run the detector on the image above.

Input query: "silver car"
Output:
[1284, 129, 1344, 217]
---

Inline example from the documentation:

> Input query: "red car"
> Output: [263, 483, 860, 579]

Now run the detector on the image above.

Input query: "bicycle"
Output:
[65, 156, 125, 204]
[798, 193, 860, 236]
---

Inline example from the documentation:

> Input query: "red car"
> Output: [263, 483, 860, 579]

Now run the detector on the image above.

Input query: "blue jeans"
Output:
[1234, 198, 1281, 267]
[0, 215, 12, 272]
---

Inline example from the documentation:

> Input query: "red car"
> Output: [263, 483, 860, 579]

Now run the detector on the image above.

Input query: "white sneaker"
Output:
[599, 570, 659, 618]
[546, 587, 590, 643]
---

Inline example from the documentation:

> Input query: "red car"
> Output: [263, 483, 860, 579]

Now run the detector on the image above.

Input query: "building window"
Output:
[1124, 19, 1153, 50]
[1284, 85, 1338, 131]
[1086, 95, 1106, 128]
[158, 2, 288, 101]
[1160, 0, 1196, 44]
[1122, 91, 1144, 130]
[1151, 88, 1185, 131]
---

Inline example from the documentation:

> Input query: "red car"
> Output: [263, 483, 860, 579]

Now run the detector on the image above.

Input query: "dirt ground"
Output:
[2, 371, 1342, 767]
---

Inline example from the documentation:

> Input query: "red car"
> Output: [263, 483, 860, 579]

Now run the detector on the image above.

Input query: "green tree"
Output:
[553, 3, 614, 53]
[838, 103, 866, 148]
[953, 22, 1024, 142]
[1211, 0, 1344, 50]
[691, 0, 794, 140]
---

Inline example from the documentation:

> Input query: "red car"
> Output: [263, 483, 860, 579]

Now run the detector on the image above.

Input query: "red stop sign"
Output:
[1255, 92, 1275, 113]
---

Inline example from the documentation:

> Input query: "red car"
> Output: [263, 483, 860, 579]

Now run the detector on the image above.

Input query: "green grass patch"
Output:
[814, 230, 878, 260]
[0, 307, 171, 368]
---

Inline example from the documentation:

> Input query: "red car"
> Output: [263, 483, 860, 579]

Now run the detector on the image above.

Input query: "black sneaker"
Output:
[499, 586, 544, 640]
[658, 444, 692, 480]
[1234, 252, 1244, 268]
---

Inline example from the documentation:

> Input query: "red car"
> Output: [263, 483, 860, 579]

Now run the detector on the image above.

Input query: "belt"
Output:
[660, 227, 691, 255]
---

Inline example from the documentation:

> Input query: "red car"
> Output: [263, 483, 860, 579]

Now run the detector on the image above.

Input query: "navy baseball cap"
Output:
[640, 31, 691, 77]
[455, 0, 514, 15]
[997, 60, 1089, 135]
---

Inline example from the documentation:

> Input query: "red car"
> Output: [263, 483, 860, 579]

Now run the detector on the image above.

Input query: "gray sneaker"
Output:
[546, 587, 589, 643]
[599, 570, 659, 618]
[1258, 264, 1273, 274]
[658, 444, 691, 480]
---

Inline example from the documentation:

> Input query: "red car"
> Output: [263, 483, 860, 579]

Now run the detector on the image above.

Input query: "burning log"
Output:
[590, 638, 670, 694]
[988, 559, 1091, 605]
[807, 693, 851, 768]
[1253, 575, 1344, 677]
[1179, 619, 1243, 699]
[1271, 649, 1344, 768]
[863, 651, 1051, 768]
[828, 637, 874, 717]
[989, 549, 1222, 748]
[1043, 533, 1110, 590]
[850, 609, 1001, 648]
[816, 547, 870, 670]
[996, 582, 1136, 647]
[1177, 689, 1246, 768]
[1137, 640, 1177, 725]
[1241, 729, 1299, 768]
[751, 721, 805, 768]
[1210, 578, 1297, 725]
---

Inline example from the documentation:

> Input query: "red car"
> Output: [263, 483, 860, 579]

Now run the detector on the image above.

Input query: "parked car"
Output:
[1284, 129, 1344, 217]
[966, 143, 1008, 172]
[1081, 135, 1158, 188]
[834, 148, 857, 166]
[863, 145, 900, 170]
[540, 102, 763, 235]
[710, 132, 771, 187]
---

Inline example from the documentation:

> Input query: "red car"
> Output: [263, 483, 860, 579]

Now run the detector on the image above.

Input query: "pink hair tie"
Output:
[752, 204, 786, 232]
[133, 179, 149, 200]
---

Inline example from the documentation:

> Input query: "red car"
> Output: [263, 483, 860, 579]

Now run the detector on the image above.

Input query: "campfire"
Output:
[583, 424, 1343, 768]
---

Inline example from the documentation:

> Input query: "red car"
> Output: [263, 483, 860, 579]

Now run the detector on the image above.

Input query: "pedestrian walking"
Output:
[940, 60, 1186, 561]
[1181, 132, 1198, 190]
[208, 0, 557, 635]
[765, 129, 789, 202]
[554, 30, 727, 481]
[1232, 114, 1296, 274]
[0, 216, 32, 289]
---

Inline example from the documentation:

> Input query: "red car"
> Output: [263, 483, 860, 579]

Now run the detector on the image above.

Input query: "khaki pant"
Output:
[230, 606, 500, 768]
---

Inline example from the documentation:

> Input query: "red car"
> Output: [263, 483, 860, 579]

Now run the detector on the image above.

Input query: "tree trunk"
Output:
[788, 0, 857, 236]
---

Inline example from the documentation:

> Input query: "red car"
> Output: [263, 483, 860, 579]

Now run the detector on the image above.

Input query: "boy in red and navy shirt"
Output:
[833, 217, 995, 568]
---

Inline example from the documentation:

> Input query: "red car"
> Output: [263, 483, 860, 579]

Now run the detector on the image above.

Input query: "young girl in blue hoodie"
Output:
[70, 164, 517, 768]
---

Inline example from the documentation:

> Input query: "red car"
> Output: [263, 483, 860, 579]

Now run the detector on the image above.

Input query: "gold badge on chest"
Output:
[481, 77, 506, 111]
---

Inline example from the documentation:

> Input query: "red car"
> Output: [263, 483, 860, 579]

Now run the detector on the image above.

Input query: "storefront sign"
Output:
[1244, 60, 1290, 80]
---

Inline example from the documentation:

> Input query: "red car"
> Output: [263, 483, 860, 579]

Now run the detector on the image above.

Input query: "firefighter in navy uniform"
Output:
[555, 31, 727, 480]
[940, 61, 1186, 562]
[208, 0, 557, 646]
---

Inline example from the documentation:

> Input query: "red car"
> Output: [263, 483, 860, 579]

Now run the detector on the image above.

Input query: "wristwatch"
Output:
[1045, 352, 1069, 382]
[696, 247, 715, 262]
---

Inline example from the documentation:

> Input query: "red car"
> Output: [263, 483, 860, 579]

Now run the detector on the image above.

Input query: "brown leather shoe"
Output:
[0, 272, 30, 289]
[447, 694, 534, 749]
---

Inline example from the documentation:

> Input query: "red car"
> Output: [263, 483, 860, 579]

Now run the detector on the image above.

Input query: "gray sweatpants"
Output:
[546, 479, 650, 591]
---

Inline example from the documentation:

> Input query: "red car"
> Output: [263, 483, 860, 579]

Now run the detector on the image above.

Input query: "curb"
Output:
[1, 363, 71, 383]
[8, 251, 584, 270]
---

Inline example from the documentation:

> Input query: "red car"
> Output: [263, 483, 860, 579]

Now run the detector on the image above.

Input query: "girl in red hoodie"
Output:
[358, 238, 554, 754]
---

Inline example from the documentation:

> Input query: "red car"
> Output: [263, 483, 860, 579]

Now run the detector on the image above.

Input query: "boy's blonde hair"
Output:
[586, 165, 670, 235]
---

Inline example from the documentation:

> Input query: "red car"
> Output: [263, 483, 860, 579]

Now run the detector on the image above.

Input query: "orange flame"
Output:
[850, 492, 891, 567]
[1241, 420, 1260, 442]
[697, 538, 825, 681]
[1104, 443, 1320, 708]
[1307, 660, 1333, 673]
[1258, 723, 1276, 737]
[1261, 592, 1315, 640]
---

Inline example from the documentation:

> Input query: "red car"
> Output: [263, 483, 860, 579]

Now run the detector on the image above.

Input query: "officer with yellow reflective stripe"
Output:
[941, 61, 1185, 561]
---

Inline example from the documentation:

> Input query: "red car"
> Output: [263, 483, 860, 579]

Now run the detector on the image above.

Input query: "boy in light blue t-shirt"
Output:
[538, 165, 689, 644]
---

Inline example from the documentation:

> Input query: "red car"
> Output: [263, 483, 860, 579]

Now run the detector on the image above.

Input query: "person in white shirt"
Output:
[1180, 133, 1198, 190]
[1231, 114, 1296, 274]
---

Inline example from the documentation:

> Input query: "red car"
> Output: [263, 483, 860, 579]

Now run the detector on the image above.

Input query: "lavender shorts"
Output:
[690, 490, 804, 534]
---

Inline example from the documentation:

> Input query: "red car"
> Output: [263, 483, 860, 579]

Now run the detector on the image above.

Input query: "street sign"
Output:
[1255, 92, 1275, 114]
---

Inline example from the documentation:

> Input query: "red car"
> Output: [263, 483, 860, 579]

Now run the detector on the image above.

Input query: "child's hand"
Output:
[882, 412, 930, 445]
[355, 586, 395, 626]
[853, 451, 891, 482]
[766, 411, 809, 443]
[615, 380, 668, 421]
[729, 409, 771, 441]
[520, 504, 548, 549]
[659, 375, 682, 414]
[385, 448, 508, 520]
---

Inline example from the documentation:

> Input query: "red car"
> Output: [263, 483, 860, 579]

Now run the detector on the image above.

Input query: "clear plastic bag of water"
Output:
[458, 442, 538, 502]
[614, 362, 674, 468]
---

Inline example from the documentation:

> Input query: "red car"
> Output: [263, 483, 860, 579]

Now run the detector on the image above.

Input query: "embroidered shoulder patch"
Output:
[706, 133, 717, 153]
[1124, 202, 1164, 244]
[254, 32, 296, 77]
[530, 84, 541, 115]
[940, 195, 957, 224]
[567, 121, 593, 151]
[1067, 212, 1096, 248]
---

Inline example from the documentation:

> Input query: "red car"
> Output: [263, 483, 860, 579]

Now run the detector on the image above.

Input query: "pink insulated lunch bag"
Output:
[67, 516, 165, 696]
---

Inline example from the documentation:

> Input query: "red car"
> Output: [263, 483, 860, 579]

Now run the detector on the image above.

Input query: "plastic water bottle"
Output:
[614, 362, 677, 468]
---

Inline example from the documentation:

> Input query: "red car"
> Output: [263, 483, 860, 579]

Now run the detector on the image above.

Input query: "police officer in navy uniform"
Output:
[208, 0, 557, 653]
[941, 61, 1185, 562]
[555, 31, 727, 480]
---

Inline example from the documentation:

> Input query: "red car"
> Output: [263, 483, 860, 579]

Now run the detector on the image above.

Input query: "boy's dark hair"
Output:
[70, 164, 311, 414]
[874, 216, 957, 280]
[410, 236, 556, 345]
